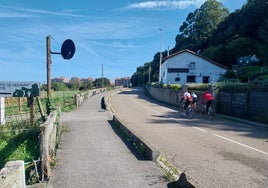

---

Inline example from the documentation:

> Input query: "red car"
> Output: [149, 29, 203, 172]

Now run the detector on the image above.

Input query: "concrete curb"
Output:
[112, 115, 160, 161]
[218, 114, 268, 129]
[104, 90, 201, 187]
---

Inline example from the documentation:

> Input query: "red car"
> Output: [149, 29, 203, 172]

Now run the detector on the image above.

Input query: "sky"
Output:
[0, 0, 248, 83]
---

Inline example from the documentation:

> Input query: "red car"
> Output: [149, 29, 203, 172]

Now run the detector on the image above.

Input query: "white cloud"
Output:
[0, 5, 84, 18]
[124, 0, 206, 10]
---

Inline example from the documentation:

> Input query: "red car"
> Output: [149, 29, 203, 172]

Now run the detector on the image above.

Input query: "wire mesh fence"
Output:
[1, 90, 78, 127]
[3, 97, 43, 127]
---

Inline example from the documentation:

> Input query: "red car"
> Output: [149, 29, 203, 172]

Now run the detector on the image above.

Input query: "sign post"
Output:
[0, 81, 42, 125]
[46, 35, 75, 115]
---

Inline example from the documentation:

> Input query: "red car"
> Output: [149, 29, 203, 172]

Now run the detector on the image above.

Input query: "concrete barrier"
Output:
[0, 160, 25, 188]
[104, 90, 160, 161]
[112, 115, 160, 161]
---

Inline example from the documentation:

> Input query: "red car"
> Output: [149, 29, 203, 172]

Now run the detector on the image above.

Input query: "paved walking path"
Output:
[47, 92, 167, 188]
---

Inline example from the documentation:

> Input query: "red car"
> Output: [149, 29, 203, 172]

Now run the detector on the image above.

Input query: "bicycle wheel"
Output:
[208, 106, 216, 120]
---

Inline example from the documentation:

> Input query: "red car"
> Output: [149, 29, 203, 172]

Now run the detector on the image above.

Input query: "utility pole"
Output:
[102, 64, 104, 88]
[46, 35, 52, 114]
[46, 35, 52, 98]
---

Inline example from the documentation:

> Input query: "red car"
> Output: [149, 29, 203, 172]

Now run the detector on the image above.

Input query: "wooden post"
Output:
[27, 97, 34, 126]
[36, 96, 46, 122]
[46, 35, 51, 99]
[46, 35, 52, 115]
[18, 97, 22, 112]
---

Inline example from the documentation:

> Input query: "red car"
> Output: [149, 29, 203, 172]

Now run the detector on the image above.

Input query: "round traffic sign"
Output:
[61, 39, 75, 60]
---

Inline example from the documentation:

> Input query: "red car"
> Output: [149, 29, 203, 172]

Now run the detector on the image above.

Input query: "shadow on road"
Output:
[117, 88, 268, 141]
[107, 120, 149, 161]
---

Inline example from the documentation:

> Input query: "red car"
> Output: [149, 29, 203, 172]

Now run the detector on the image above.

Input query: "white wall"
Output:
[162, 51, 226, 85]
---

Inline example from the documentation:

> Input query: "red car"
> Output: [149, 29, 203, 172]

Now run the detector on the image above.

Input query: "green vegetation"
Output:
[149, 82, 211, 91]
[49, 90, 79, 112]
[0, 125, 40, 184]
[131, 0, 268, 86]
[158, 155, 179, 182]
[0, 90, 80, 184]
[42, 76, 112, 91]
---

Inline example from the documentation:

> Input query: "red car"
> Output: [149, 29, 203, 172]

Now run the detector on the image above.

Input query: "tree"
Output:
[204, 0, 268, 66]
[239, 0, 268, 38]
[94, 77, 111, 88]
[257, 18, 268, 64]
[51, 82, 68, 91]
[69, 77, 81, 90]
[175, 0, 229, 51]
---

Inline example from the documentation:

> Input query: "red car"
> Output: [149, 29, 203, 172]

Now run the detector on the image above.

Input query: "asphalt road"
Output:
[109, 88, 268, 188]
[47, 91, 168, 188]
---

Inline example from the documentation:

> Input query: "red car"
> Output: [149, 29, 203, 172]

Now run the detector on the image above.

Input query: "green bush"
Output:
[170, 84, 181, 90]
[187, 83, 210, 91]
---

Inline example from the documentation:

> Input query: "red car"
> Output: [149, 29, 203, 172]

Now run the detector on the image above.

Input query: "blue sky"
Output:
[0, 0, 247, 83]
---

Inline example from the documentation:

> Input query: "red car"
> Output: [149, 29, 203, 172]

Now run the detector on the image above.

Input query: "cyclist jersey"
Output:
[202, 92, 214, 101]
[184, 92, 192, 101]
[191, 93, 197, 99]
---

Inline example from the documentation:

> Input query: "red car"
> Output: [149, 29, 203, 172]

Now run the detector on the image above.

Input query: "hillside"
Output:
[131, 0, 268, 86]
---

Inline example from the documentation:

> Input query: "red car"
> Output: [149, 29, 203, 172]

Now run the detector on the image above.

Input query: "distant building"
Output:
[115, 77, 131, 87]
[161, 49, 227, 84]
[238, 54, 260, 65]
[51, 76, 70, 83]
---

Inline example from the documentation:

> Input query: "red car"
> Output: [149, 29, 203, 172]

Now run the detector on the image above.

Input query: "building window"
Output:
[187, 75, 196, 83]
[189, 62, 195, 70]
[202, 76, 209, 83]
[175, 77, 180, 81]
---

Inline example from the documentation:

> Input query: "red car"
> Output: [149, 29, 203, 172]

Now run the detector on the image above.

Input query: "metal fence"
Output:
[2, 97, 44, 127]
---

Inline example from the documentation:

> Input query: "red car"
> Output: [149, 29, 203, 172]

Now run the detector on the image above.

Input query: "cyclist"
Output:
[180, 90, 193, 113]
[191, 92, 197, 110]
[201, 90, 214, 115]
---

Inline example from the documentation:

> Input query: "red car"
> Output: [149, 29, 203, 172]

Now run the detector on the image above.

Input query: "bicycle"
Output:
[178, 101, 193, 119]
[207, 102, 215, 116]
[200, 100, 216, 119]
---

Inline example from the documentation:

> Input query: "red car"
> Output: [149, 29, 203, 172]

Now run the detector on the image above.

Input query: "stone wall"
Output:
[145, 85, 268, 124]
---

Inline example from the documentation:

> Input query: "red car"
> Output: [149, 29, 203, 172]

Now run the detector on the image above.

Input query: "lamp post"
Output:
[158, 28, 162, 83]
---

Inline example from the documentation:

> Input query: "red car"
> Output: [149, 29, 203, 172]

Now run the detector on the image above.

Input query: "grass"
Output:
[0, 128, 40, 183]
[157, 155, 180, 182]
[46, 90, 79, 112]
[0, 90, 79, 184]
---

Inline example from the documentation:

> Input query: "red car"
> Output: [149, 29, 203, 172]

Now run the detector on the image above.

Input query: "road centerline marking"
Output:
[193, 126, 207, 132]
[130, 95, 161, 115]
